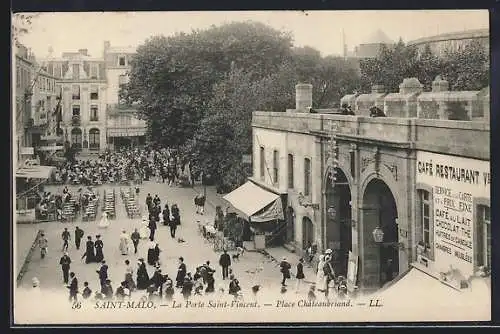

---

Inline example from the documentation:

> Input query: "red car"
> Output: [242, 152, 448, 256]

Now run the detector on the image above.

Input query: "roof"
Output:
[363, 29, 394, 45]
[107, 46, 136, 54]
[408, 28, 489, 46]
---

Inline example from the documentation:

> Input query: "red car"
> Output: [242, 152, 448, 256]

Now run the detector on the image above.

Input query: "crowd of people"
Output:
[28, 146, 352, 305]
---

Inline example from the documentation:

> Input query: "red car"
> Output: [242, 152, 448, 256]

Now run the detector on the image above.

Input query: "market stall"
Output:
[222, 181, 285, 250]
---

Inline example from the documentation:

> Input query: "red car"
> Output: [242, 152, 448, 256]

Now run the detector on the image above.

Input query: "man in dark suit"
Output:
[59, 252, 71, 284]
[67, 272, 78, 302]
[219, 249, 231, 280]
[74, 226, 84, 250]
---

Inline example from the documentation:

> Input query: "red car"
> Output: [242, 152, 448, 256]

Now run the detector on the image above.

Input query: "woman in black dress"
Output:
[81, 236, 95, 263]
[136, 259, 150, 290]
[147, 242, 156, 266]
[94, 235, 104, 262]
[295, 258, 305, 293]
[162, 204, 170, 226]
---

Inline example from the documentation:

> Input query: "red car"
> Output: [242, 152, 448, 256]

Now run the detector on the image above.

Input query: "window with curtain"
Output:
[260, 147, 265, 179]
[72, 85, 80, 100]
[288, 154, 294, 189]
[90, 85, 98, 100]
[476, 205, 491, 268]
[90, 105, 99, 121]
[273, 150, 279, 185]
[90, 64, 98, 79]
[72, 64, 80, 79]
[417, 189, 434, 259]
[304, 158, 311, 196]
[89, 128, 100, 150]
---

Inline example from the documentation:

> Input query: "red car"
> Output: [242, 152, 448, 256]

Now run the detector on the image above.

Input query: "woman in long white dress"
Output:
[98, 211, 111, 229]
[119, 230, 130, 255]
[139, 219, 150, 239]
[315, 255, 327, 292]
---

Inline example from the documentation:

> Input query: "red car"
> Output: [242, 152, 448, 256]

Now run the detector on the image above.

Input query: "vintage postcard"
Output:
[12, 10, 491, 325]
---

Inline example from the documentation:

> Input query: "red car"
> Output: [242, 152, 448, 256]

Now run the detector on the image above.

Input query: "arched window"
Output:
[71, 128, 82, 149]
[89, 128, 100, 150]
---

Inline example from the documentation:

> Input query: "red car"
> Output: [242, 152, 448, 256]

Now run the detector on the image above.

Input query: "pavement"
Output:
[16, 180, 316, 297]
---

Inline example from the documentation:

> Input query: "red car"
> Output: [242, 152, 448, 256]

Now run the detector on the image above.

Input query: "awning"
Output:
[223, 181, 283, 222]
[16, 165, 55, 179]
[377, 267, 490, 318]
[107, 128, 146, 137]
[37, 145, 64, 151]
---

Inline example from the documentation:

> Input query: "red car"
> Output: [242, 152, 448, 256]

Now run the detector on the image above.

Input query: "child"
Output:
[82, 281, 92, 299]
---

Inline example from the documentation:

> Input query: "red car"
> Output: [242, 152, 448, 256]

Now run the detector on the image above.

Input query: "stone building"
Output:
[103, 41, 146, 150]
[14, 44, 35, 165]
[42, 49, 108, 152]
[407, 28, 489, 58]
[29, 63, 60, 155]
[250, 81, 490, 293]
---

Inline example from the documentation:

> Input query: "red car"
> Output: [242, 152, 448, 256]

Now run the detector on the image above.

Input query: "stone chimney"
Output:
[78, 49, 88, 56]
[371, 85, 385, 94]
[295, 83, 313, 112]
[104, 41, 111, 51]
[399, 78, 423, 95]
[431, 75, 449, 92]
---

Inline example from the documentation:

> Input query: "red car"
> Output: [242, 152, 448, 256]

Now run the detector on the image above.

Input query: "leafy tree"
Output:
[442, 40, 489, 91]
[12, 13, 39, 47]
[122, 21, 294, 148]
[415, 44, 443, 91]
[181, 113, 241, 186]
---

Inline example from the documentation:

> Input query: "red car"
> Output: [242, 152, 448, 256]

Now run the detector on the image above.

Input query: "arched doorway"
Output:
[286, 207, 295, 243]
[71, 128, 82, 150]
[302, 217, 314, 248]
[89, 128, 100, 150]
[325, 167, 352, 276]
[361, 178, 399, 289]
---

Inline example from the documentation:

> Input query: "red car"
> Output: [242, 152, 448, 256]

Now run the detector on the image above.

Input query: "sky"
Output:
[15, 10, 489, 59]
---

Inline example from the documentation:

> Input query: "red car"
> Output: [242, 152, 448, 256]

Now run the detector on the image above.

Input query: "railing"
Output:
[71, 115, 81, 126]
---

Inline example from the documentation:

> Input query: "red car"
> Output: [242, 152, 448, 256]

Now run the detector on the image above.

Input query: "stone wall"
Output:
[253, 112, 489, 161]
[337, 77, 489, 122]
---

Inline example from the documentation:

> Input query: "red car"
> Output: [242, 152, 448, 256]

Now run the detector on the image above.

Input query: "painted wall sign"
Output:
[416, 151, 490, 278]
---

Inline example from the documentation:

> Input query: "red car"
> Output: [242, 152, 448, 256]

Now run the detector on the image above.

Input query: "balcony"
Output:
[71, 115, 81, 126]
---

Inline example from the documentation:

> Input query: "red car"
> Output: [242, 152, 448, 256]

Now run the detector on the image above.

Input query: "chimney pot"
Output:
[295, 84, 313, 112]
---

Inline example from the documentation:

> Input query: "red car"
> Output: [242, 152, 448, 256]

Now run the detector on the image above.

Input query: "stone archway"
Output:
[325, 166, 352, 276]
[361, 178, 399, 290]
[302, 216, 314, 248]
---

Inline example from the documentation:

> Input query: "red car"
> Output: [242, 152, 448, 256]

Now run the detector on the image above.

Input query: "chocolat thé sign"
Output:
[416, 151, 490, 278]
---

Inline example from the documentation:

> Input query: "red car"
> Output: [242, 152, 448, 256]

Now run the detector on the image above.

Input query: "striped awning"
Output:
[107, 128, 146, 137]
[16, 165, 55, 179]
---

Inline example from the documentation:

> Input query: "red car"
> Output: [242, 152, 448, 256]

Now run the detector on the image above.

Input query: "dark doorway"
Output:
[286, 207, 295, 243]
[302, 217, 314, 248]
[361, 178, 399, 289]
[325, 167, 352, 277]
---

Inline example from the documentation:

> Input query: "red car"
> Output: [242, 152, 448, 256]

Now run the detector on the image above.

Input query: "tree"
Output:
[181, 113, 241, 186]
[12, 13, 39, 47]
[122, 21, 294, 148]
[442, 40, 489, 91]
[415, 44, 443, 91]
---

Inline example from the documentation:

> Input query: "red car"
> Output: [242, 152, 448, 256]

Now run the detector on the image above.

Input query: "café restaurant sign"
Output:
[416, 151, 490, 278]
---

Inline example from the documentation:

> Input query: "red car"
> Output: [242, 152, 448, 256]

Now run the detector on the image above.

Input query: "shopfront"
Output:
[415, 151, 490, 288]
